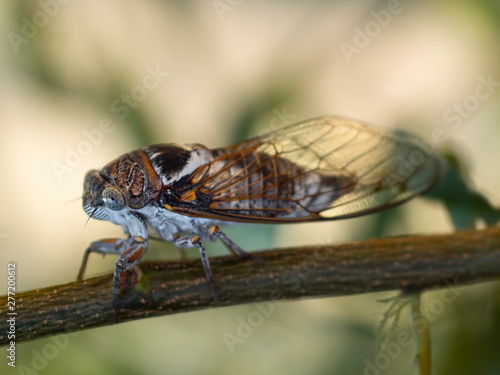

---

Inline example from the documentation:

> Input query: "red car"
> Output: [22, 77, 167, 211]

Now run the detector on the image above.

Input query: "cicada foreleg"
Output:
[76, 237, 147, 323]
[112, 239, 148, 323]
[76, 238, 135, 281]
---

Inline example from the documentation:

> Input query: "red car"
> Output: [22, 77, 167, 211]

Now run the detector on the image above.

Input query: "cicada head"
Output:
[82, 169, 127, 221]
[83, 150, 165, 222]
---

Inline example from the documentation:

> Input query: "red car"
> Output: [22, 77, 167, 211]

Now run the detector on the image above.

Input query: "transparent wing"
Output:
[165, 116, 446, 223]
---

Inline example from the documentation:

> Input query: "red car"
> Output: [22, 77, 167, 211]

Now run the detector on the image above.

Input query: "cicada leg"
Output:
[112, 240, 148, 323]
[77, 237, 147, 323]
[76, 238, 133, 281]
[170, 227, 262, 304]
[174, 235, 219, 302]
[209, 226, 263, 262]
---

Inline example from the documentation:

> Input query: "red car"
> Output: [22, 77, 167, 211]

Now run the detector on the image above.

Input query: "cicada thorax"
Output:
[101, 150, 163, 209]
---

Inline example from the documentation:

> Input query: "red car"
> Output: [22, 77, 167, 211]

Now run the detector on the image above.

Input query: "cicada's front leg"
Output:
[76, 237, 148, 323]
[111, 239, 148, 322]
[76, 238, 135, 281]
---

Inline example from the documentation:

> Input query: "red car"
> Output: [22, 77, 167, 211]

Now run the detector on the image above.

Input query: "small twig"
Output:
[1, 227, 500, 345]
[410, 292, 432, 375]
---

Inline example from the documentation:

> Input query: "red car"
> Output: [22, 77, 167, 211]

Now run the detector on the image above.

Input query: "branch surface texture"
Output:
[1, 227, 500, 345]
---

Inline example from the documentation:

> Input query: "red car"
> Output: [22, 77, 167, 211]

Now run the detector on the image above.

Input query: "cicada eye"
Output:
[102, 187, 126, 211]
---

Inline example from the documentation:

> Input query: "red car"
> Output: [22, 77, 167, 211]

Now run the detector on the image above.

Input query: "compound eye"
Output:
[102, 187, 126, 211]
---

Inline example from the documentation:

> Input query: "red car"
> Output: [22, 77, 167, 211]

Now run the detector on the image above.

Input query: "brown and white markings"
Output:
[77, 116, 446, 322]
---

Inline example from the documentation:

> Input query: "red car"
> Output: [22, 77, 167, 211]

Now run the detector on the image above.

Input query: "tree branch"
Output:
[2, 227, 500, 345]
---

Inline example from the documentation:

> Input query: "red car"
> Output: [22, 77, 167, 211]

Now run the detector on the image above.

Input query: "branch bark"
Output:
[2, 227, 500, 345]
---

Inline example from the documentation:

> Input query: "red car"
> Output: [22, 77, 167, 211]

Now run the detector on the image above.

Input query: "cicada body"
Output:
[78, 116, 445, 321]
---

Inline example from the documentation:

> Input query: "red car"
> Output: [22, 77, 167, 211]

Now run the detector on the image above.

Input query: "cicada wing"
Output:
[269, 116, 445, 219]
[166, 116, 446, 222]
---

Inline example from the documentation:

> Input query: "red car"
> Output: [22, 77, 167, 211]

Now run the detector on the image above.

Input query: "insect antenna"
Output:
[64, 196, 82, 204]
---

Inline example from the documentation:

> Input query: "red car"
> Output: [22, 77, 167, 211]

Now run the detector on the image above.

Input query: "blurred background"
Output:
[1, 0, 500, 374]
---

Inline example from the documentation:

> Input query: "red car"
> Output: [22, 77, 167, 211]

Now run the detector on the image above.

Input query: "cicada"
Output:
[77, 116, 445, 321]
